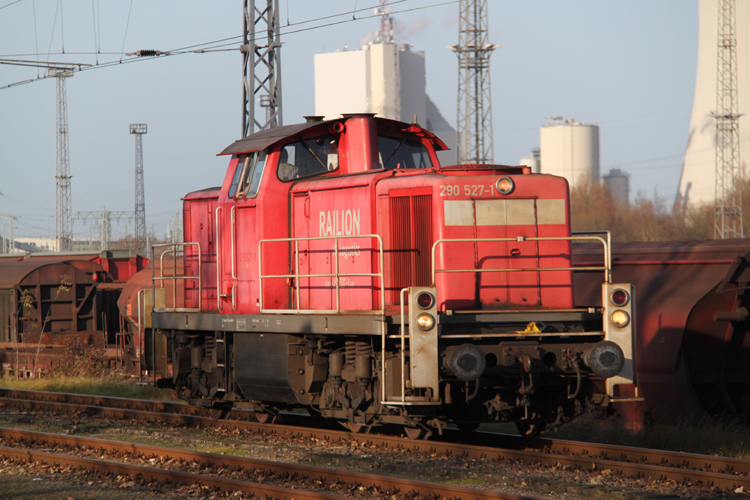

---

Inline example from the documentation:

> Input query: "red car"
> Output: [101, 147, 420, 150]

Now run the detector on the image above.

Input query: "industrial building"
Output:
[314, 42, 457, 165]
[539, 118, 601, 189]
[677, 0, 750, 207]
[603, 169, 630, 206]
[519, 148, 540, 174]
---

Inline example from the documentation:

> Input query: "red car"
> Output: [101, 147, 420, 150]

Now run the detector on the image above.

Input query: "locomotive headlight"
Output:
[415, 313, 435, 331]
[610, 288, 630, 306]
[495, 177, 514, 195]
[416, 291, 435, 309]
[610, 310, 630, 328]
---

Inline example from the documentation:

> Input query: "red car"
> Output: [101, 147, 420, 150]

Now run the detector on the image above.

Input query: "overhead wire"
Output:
[91, 0, 98, 65]
[45, 0, 61, 65]
[32, 0, 39, 77]
[2, 0, 458, 88]
[154, 0, 458, 56]
[0, 0, 24, 10]
[60, 0, 64, 53]
[120, 0, 134, 63]
[97, 0, 101, 55]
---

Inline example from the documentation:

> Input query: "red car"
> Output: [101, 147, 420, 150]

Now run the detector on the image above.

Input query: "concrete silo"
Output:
[677, 0, 750, 207]
[314, 42, 457, 166]
[603, 168, 630, 205]
[540, 118, 600, 189]
[519, 148, 541, 173]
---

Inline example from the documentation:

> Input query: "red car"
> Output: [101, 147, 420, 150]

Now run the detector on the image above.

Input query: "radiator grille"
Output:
[390, 194, 432, 302]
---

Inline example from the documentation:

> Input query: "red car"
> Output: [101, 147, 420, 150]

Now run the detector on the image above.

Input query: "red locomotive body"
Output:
[153, 115, 636, 435]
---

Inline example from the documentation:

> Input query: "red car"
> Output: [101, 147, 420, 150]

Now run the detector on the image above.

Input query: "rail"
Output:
[151, 242, 202, 312]
[258, 234, 385, 314]
[431, 233, 612, 285]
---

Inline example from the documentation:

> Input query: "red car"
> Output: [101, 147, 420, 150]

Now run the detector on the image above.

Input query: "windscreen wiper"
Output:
[383, 134, 410, 168]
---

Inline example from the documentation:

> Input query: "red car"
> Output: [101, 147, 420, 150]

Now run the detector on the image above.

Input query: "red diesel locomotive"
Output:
[151, 114, 636, 436]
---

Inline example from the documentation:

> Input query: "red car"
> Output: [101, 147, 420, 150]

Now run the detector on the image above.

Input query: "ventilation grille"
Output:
[390, 194, 432, 303]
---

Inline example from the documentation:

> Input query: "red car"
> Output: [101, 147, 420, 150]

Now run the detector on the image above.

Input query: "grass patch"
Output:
[0, 375, 174, 401]
[553, 414, 750, 459]
[443, 478, 486, 487]
[200, 445, 243, 456]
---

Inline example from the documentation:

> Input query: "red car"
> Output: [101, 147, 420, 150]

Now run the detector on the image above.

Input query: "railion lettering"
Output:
[319, 209, 361, 237]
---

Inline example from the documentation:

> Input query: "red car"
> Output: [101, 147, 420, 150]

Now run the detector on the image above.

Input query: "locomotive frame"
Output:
[150, 114, 637, 436]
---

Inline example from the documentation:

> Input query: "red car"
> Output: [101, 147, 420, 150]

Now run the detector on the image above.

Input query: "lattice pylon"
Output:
[242, 0, 282, 137]
[714, 0, 743, 239]
[452, 0, 497, 165]
[130, 124, 148, 252]
[53, 70, 74, 252]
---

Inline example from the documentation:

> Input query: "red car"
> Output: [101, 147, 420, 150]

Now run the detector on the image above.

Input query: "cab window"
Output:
[277, 135, 339, 182]
[378, 135, 432, 169]
[227, 158, 245, 198]
[233, 150, 268, 199]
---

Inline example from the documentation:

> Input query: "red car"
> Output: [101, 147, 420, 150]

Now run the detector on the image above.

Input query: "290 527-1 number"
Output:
[439, 184, 491, 196]
[439, 185, 460, 196]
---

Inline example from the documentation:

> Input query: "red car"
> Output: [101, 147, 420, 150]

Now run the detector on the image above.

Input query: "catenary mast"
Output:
[53, 69, 74, 252]
[131, 124, 148, 252]
[452, 0, 498, 165]
[242, 0, 282, 136]
[714, 0, 743, 239]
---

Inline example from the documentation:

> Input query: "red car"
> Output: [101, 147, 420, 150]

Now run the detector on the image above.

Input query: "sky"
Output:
[0, 0, 698, 241]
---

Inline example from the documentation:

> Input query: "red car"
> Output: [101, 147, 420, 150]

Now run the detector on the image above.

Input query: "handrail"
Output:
[231, 205, 238, 280]
[572, 230, 612, 282]
[215, 207, 223, 311]
[136, 288, 144, 384]
[431, 235, 611, 285]
[258, 234, 385, 314]
[397, 287, 408, 403]
[151, 242, 202, 312]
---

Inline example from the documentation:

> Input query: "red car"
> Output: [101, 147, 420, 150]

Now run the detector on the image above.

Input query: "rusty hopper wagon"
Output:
[0, 251, 147, 376]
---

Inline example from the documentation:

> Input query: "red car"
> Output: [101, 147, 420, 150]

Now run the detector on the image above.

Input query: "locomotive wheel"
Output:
[341, 422, 372, 434]
[209, 403, 232, 420]
[515, 420, 546, 438]
[255, 412, 275, 424]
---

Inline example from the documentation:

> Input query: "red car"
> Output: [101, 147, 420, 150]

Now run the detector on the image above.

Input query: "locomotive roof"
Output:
[219, 121, 332, 156]
[219, 116, 449, 156]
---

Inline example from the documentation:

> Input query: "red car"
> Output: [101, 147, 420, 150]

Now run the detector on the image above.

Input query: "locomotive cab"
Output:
[152, 114, 638, 437]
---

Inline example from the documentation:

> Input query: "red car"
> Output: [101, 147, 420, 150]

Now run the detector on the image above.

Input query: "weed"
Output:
[554, 413, 750, 459]
[49, 341, 111, 380]
[201, 446, 240, 455]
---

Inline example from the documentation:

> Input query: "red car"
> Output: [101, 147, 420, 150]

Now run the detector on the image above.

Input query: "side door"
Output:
[228, 151, 268, 314]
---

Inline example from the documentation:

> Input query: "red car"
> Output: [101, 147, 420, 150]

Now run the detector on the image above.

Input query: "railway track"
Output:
[0, 427, 539, 500]
[1, 389, 749, 494]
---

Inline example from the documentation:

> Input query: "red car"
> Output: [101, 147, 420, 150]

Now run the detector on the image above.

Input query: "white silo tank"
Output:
[539, 118, 600, 189]
[602, 168, 630, 205]
[519, 148, 541, 173]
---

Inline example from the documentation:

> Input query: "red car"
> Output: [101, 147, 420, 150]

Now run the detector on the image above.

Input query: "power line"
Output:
[0, 0, 25, 11]
[119, 0, 135, 63]
[1, 0, 459, 89]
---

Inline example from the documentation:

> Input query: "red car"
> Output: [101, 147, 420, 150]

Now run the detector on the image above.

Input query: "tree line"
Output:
[568, 180, 750, 242]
